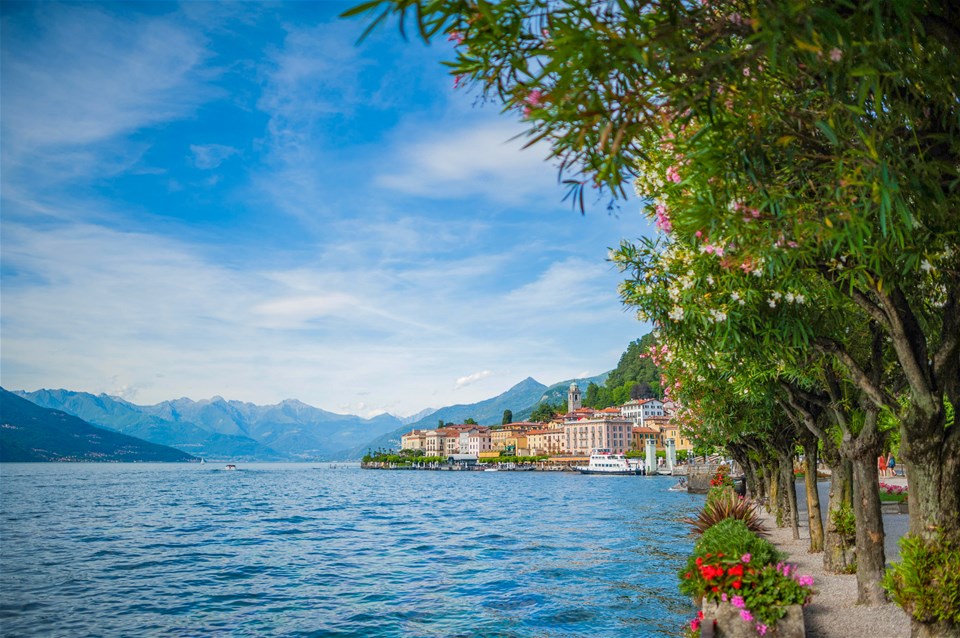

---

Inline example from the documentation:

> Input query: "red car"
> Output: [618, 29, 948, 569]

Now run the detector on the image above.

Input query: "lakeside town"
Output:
[366, 383, 695, 470]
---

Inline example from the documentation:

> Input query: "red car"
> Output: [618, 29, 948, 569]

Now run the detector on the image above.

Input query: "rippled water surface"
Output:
[0, 463, 702, 637]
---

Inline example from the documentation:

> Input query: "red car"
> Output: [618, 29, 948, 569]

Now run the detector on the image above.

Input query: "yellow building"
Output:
[527, 428, 565, 456]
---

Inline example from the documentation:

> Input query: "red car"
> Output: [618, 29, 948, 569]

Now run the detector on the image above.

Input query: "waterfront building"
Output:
[620, 398, 665, 426]
[526, 427, 565, 456]
[658, 420, 694, 452]
[424, 429, 446, 456]
[461, 427, 493, 456]
[400, 429, 428, 452]
[632, 426, 662, 451]
[491, 422, 537, 452]
[562, 409, 633, 455]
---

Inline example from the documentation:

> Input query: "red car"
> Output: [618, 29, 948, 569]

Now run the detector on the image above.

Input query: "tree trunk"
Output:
[823, 458, 855, 573]
[803, 433, 824, 552]
[899, 404, 960, 637]
[780, 453, 800, 540]
[900, 404, 960, 541]
[767, 463, 783, 525]
[741, 458, 756, 498]
[850, 451, 887, 605]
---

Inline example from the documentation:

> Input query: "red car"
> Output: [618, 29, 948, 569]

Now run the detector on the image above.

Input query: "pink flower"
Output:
[830, 48, 842, 62]
[741, 553, 751, 563]
[695, 230, 703, 238]
[740, 610, 753, 622]
[731, 596, 745, 609]
[666, 166, 682, 183]
[690, 617, 701, 631]
[798, 575, 814, 586]
[447, 31, 464, 44]
[524, 89, 544, 107]
[743, 67, 750, 77]
[721, 593, 728, 602]
[655, 203, 672, 233]
[757, 624, 768, 635]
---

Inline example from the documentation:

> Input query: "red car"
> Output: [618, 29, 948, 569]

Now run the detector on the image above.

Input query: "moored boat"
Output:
[577, 448, 643, 475]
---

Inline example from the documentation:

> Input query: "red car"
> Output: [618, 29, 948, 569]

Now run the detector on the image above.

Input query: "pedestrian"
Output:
[887, 452, 896, 477]
[878, 453, 887, 478]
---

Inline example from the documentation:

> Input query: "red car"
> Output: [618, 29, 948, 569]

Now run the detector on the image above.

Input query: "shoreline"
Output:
[755, 507, 911, 637]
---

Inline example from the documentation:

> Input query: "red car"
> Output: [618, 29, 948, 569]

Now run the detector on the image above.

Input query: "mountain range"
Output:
[8, 371, 607, 462]
[0, 388, 195, 462]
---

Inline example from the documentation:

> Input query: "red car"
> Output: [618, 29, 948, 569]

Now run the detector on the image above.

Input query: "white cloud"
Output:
[454, 370, 494, 389]
[376, 119, 558, 204]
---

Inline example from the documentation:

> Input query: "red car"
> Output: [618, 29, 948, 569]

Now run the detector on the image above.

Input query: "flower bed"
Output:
[878, 482, 908, 503]
[681, 470, 814, 636]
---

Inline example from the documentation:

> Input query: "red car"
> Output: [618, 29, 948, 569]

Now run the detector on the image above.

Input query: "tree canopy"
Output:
[345, 1, 960, 630]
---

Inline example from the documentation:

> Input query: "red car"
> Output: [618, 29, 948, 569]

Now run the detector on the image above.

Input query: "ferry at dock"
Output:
[577, 448, 644, 475]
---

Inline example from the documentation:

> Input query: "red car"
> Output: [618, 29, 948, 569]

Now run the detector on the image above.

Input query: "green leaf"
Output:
[815, 120, 838, 146]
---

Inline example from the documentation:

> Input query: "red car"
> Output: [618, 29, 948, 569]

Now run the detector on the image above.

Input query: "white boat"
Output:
[577, 449, 643, 475]
[225, 464, 237, 471]
[668, 478, 688, 491]
[484, 467, 500, 472]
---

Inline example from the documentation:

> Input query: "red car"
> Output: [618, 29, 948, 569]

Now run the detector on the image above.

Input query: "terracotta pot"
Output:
[701, 601, 804, 638]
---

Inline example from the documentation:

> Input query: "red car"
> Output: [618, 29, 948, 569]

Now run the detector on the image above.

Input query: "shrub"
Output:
[686, 488, 769, 536]
[691, 519, 785, 568]
[883, 530, 960, 624]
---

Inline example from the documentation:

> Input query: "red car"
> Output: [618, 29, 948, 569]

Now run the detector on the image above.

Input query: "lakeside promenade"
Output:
[760, 476, 912, 637]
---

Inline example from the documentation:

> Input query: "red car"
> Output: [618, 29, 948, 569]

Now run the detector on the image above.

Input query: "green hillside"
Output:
[0, 388, 195, 462]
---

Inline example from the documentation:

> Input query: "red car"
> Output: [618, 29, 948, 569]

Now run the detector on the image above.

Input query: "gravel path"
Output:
[756, 482, 912, 637]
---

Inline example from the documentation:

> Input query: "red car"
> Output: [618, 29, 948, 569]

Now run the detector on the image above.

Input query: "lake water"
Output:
[0, 463, 702, 637]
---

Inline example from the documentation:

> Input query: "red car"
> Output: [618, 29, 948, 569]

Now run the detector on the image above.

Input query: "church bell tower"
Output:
[568, 383, 582, 413]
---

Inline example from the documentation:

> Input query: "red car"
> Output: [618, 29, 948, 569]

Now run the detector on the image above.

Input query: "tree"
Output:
[464, 417, 478, 425]
[502, 409, 513, 425]
[530, 401, 563, 423]
[346, 2, 960, 632]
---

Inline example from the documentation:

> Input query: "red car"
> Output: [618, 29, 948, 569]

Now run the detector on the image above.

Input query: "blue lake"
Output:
[0, 463, 702, 637]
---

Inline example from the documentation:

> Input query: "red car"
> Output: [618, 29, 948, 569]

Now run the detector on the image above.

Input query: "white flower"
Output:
[768, 299, 778, 308]
[668, 307, 684, 321]
[921, 260, 933, 272]
[795, 294, 805, 304]
[707, 275, 715, 285]
[786, 292, 795, 303]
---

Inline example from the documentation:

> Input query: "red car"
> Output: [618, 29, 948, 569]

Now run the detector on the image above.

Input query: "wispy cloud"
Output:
[2, 5, 212, 167]
[455, 370, 494, 389]
[376, 118, 559, 205]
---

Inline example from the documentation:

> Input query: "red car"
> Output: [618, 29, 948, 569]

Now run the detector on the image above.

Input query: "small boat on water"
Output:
[224, 464, 237, 471]
[484, 467, 500, 472]
[668, 478, 688, 491]
[577, 449, 643, 475]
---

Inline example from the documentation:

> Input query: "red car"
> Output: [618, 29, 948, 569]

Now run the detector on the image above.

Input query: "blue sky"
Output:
[1, 1, 653, 418]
